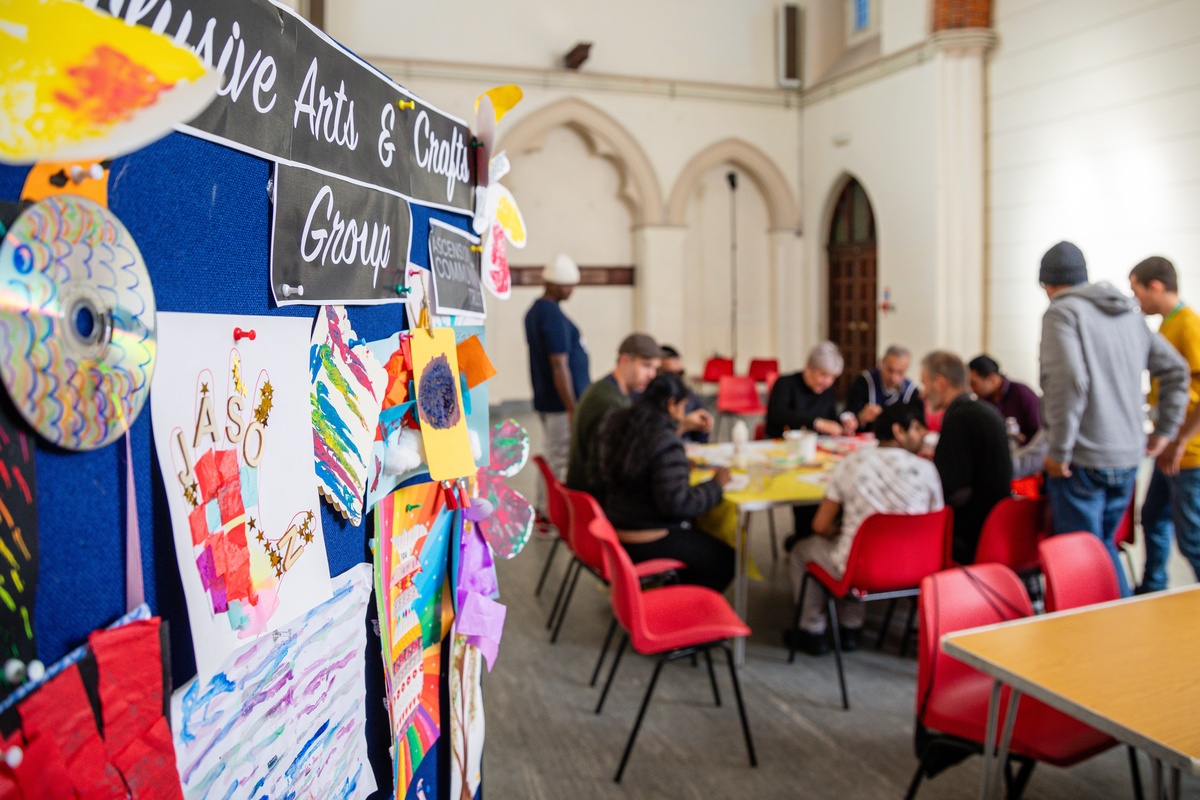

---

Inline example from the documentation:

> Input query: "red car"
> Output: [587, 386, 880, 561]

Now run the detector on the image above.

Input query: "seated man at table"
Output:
[967, 354, 1042, 446]
[787, 402, 943, 656]
[841, 344, 920, 429]
[922, 350, 1013, 564]
[768, 340, 852, 548]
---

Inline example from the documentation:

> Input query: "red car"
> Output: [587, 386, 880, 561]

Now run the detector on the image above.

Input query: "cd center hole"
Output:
[75, 306, 96, 339]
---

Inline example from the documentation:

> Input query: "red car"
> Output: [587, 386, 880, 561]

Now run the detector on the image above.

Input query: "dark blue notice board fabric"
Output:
[0, 131, 470, 799]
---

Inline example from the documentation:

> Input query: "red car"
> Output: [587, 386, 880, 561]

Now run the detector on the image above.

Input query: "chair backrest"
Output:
[716, 375, 759, 412]
[701, 356, 735, 383]
[532, 455, 570, 539]
[559, 486, 608, 577]
[747, 358, 779, 383]
[566, 489, 645, 635]
[974, 497, 1050, 574]
[841, 508, 952, 594]
[1112, 498, 1136, 548]
[1039, 532, 1121, 612]
[753, 421, 767, 441]
[917, 564, 1033, 724]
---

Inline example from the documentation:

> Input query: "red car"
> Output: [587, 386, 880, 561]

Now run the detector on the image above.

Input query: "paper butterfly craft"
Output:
[310, 305, 387, 525]
[471, 86, 527, 300]
[475, 419, 534, 559]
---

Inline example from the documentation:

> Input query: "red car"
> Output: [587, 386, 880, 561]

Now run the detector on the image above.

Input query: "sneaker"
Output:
[837, 626, 861, 652]
[783, 628, 830, 657]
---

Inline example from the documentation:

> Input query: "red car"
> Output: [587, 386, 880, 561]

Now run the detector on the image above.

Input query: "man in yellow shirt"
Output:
[1130, 256, 1200, 591]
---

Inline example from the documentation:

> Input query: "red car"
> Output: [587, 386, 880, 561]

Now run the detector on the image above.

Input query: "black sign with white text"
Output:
[271, 163, 411, 305]
[86, 0, 474, 215]
[428, 221, 485, 318]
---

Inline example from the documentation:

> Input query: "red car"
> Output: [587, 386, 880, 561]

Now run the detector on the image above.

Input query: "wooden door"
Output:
[827, 179, 877, 400]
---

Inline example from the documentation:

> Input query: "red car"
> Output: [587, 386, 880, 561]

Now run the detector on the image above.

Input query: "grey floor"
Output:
[480, 410, 1199, 799]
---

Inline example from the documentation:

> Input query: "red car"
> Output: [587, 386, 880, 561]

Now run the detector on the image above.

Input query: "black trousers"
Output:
[622, 524, 735, 592]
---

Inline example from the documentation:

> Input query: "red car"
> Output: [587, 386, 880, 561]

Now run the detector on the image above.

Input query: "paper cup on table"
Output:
[791, 431, 818, 462]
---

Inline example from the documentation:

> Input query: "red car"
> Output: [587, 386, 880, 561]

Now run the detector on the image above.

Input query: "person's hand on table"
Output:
[813, 418, 843, 436]
[713, 466, 732, 487]
[858, 404, 883, 424]
[839, 412, 860, 434]
[682, 408, 714, 434]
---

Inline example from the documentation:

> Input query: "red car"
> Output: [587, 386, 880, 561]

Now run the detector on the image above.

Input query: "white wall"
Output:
[681, 167, 774, 374]
[331, 0, 782, 87]
[800, 60, 941, 368]
[484, 126, 635, 403]
[986, 0, 1200, 385]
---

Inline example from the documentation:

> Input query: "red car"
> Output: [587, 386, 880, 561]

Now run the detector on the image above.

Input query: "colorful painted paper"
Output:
[410, 327, 475, 481]
[311, 305, 388, 525]
[172, 563, 377, 800]
[151, 312, 332, 679]
[0, 617, 181, 800]
[374, 484, 454, 798]
[0, 403, 37, 698]
[479, 183, 527, 300]
[476, 420, 535, 559]
[0, 0, 218, 164]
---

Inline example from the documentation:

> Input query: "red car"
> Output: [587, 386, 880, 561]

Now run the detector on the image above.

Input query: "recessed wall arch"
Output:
[666, 138, 798, 230]
[497, 97, 664, 227]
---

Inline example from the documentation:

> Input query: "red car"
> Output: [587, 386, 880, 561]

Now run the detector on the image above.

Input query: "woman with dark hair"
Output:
[598, 373, 735, 591]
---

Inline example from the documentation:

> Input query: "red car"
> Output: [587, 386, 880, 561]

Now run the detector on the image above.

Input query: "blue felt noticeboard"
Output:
[0, 131, 470, 798]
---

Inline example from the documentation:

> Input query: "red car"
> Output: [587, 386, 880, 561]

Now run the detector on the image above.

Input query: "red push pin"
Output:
[234, 327, 257, 342]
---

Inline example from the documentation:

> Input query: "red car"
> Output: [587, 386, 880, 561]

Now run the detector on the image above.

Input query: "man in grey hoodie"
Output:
[1038, 241, 1189, 595]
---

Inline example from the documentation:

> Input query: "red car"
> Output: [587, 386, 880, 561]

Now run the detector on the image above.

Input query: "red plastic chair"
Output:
[907, 564, 1122, 800]
[747, 358, 779, 383]
[575, 491, 756, 782]
[701, 356, 735, 385]
[1039, 532, 1121, 613]
[974, 497, 1051, 574]
[532, 455, 572, 598]
[715, 375, 766, 440]
[546, 487, 684, 654]
[788, 508, 953, 710]
[1112, 498, 1137, 581]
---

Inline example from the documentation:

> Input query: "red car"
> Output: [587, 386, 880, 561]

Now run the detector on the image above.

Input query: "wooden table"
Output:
[688, 440, 836, 664]
[942, 585, 1200, 800]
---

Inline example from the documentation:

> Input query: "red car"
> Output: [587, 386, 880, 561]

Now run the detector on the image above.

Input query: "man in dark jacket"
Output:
[922, 351, 1012, 565]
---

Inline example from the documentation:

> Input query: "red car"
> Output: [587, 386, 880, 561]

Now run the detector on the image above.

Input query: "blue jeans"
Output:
[1046, 466, 1138, 596]
[1139, 466, 1200, 592]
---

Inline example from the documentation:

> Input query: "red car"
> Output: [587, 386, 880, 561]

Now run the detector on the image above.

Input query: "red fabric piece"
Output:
[90, 619, 184, 800]
[18, 664, 126, 797]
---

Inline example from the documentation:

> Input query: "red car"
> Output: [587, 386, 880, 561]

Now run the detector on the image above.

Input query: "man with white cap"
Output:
[525, 254, 590, 511]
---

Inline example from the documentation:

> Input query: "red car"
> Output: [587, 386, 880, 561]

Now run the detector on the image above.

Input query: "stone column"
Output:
[632, 224, 688, 347]
[769, 227, 805, 371]
[932, 28, 997, 355]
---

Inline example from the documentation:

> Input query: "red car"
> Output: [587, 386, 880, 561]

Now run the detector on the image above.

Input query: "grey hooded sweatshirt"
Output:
[1040, 281, 1188, 468]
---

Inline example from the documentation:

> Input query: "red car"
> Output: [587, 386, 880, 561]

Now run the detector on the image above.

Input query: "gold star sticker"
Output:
[302, 531, 314, 543]
[183, 482, 199, 506]
[247, 517, 257, 533]
[232, 360, 246, 397]
[200, 382, 209, 396]
[256, 531, 265, 543]
[268, 550, 281, 567]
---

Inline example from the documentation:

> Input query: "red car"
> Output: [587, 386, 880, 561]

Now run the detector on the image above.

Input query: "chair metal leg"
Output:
[590, 617, 619, 688]
[899, 597, 918, 658]
[904, 755, 928, 800]
[1126, 744, 1145, 800]
[546, 557, 576, 631]
[703, 647, 721, 707]
[721, 642, 757, 767]
[876, 597, 899, 650]
[596, 634, 629, 714]
[768, 511, 779, 562]
[614, 655, 669, 782]
[534, 536, 561, 597]
[828, 595, 849, 710]
[550, 560, 583, 643]
[787, 572, 810, 663]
